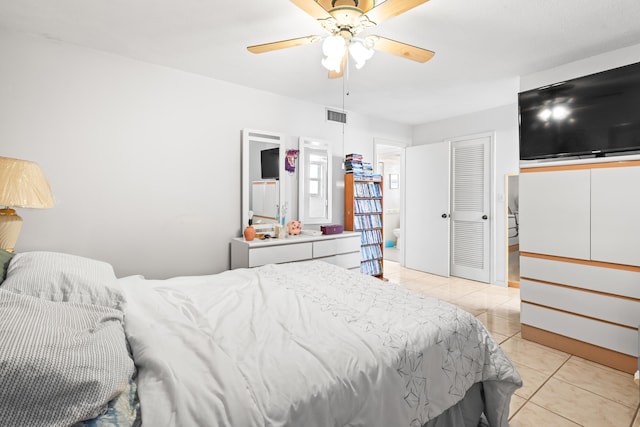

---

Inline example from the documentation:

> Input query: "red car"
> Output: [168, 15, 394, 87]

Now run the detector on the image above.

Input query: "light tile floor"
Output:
[383, 261, 640, 427]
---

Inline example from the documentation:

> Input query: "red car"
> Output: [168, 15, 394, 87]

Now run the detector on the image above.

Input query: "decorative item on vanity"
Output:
[244, 211, 256, 241]
[274, 224, 287, 239]
[279, 202, 288, 227]
[0, 156, 54, 252]
[285, 149, 298, 174]
[320, 224, 343, 235]
[287, 220, 301, 235]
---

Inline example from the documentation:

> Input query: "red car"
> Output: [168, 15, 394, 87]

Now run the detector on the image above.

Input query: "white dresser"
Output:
[519, 160, 640, 374]
[230, 231, 361, 270]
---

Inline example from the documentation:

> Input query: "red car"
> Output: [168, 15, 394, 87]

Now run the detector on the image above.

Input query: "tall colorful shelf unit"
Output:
[344, 173, 384, 278]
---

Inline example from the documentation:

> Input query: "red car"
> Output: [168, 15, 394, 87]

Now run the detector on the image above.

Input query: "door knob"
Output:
[482, 215, 488, 220]
[441, 213, 448, 218]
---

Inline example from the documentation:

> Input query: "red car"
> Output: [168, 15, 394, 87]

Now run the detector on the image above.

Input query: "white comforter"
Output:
[121, 261, 521, 427]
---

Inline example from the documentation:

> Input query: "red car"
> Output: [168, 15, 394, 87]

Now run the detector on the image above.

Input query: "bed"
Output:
[0, 251, 521, 427]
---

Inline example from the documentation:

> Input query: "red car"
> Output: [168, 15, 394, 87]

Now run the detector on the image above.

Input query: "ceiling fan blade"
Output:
[364, 0, 430, 25]
[318, 0, 375, 12]
[328, 68, 343, 79]
[290, 0, 333, 20]
[369, 36, 434, 63]
[328, 52, 348, 79]
[247, 36, 321, 54]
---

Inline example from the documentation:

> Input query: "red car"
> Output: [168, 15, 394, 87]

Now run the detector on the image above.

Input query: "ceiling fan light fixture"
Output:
[322, 35, 347, 58]
[321, 54, 343, 72]
[321, 34, 347, 72]
[247, 0, 435, 78]
[349, 39, 374, 69]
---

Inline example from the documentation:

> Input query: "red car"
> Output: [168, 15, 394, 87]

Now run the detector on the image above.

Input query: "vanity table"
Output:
[230, 231, 361, 270]
[236, 129, 354, 270]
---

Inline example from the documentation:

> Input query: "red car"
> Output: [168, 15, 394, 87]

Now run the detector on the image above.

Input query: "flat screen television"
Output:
[260, 147, 279, 180]
[519, 61, 640, 161]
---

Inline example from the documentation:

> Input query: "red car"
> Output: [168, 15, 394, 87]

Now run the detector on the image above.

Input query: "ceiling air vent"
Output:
[326, 108, 347, 124]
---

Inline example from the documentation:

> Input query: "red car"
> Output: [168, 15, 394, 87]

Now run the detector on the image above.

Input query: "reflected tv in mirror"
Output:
[519, 61, 640, 161]
[260, 147, 279, 180]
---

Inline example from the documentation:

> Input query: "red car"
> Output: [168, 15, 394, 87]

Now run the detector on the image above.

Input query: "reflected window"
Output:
[309, 161, 322, 196]
[299, 137, 332, 224]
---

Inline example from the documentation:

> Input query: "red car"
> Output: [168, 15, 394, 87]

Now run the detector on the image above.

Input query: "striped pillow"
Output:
[0, 289, 135, 426]
[1, 251, 125, 310]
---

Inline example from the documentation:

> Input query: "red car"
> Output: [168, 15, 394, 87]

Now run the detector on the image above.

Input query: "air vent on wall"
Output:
[326, 108, 347, 124]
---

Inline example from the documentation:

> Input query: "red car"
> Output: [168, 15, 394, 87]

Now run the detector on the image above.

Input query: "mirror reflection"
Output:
[299, 137, 332, 225]
[242, 129, 285, 232]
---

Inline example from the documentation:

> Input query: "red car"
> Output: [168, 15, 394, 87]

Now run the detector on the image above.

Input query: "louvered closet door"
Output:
[450, 136, 491, 282]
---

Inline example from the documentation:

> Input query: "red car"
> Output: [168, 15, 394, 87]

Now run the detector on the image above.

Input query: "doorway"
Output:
[506, 174, 520, 287]
[374, 140, 406, 264]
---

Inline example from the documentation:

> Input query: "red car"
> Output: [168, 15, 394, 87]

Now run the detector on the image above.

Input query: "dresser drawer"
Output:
[312, 235, 360, 258]
[335, 235, 361, 254]
[521, 279, 640, 328]
[334, 252, 361, 269]
[521, 302, 637, 357]
[313, 240, 338, 258]
[521, 256, 640, 299]
[249, 242, 313, 267]
[316, 252, 361, 270]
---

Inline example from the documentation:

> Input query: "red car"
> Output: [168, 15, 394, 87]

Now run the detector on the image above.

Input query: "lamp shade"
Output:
[0, 156, 54, 209]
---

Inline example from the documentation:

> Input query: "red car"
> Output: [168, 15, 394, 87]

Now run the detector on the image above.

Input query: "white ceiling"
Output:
[2, 0, 640, 125]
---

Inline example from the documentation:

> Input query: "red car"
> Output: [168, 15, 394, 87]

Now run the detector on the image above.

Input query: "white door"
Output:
[404, 141, 450, 276]
[450, 136, 491, 282]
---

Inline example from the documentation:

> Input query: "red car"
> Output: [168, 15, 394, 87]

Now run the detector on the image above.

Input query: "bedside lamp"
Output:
[0, 156, 54, 252]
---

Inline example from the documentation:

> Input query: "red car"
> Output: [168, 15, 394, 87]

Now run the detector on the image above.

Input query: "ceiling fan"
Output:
[247, 0, 435, 78]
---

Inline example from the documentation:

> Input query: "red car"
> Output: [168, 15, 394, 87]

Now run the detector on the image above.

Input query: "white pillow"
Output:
[1, 251, 125, 310]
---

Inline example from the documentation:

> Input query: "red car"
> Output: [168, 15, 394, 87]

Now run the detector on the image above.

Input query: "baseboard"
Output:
[521, 324, 637, 374]
[508, 280, 520, 288]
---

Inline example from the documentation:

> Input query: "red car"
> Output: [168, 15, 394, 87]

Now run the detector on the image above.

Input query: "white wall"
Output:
[0, 30, 411, 279]
[411, 102, 521, 286]
[520, 43, 640, 92]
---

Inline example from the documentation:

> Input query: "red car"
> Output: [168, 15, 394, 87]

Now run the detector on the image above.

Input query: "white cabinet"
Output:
[519, 169, 591, 259]
[230, 232, 361, 270]
[591, 166, 640, 266]
[519, 162, 640, 374]
[521, 165, 640, 265]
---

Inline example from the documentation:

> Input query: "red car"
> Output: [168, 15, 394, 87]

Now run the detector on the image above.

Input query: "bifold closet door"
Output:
[405, 141, 450, 277]
[450, 136, 491, 283]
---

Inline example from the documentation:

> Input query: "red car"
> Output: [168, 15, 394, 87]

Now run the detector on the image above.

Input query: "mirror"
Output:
[298, 137, 332, 225]
[242, 129, 286, 232]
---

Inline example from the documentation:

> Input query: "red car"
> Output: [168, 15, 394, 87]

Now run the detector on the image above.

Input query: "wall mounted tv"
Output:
[260, 147, 279, 180]
[519, 61, 640, 161]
